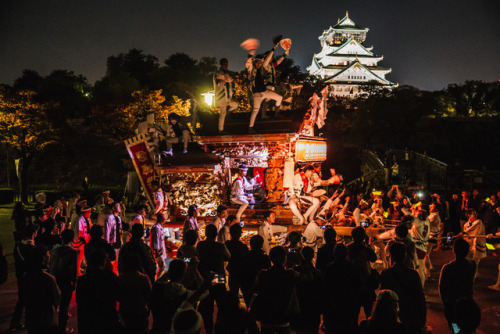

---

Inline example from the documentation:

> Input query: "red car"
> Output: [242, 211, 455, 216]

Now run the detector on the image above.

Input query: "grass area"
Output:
[0, 204, 16, 260]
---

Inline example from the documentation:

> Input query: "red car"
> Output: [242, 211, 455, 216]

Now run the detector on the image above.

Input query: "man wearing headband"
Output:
[231, 164, 256, 222]
[214, 58, 238, 134]
[245, 43, 286, 133]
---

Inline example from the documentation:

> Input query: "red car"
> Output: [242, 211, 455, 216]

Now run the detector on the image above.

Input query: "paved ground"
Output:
[1, 205, 499, 333]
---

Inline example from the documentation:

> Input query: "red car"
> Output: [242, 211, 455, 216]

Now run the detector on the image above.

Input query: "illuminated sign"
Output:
[295, 139, 327, 162]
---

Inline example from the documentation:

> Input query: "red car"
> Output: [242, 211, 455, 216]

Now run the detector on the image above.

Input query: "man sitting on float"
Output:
[231, 164, 256, 222]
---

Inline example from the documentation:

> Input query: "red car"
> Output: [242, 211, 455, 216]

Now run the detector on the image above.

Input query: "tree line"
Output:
[1, 48, 499, 202]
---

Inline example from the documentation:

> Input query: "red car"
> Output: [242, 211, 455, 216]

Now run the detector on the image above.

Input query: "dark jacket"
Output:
[252, 265, 299, 326]
[76, 269, 121, 334]
[381, 264, 426, 331]
[24, 269, 61, 332]
[49, 244, 77, 291]
[119, 237, 156, 283]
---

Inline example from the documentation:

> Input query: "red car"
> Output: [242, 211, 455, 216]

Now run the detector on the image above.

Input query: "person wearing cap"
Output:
[214, 58, 238, 134]
[76, 206, 92, 275]
[105, 202, 123, 262]
[245, 43, 285, 133]
[162, 112, 191, 155]
[230, 164, 256, 223]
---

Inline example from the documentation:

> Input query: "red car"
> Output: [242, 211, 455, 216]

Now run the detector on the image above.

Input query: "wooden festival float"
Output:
[124, 119, 328, 231]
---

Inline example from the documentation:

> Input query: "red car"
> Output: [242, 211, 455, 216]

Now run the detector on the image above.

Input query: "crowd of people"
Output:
[2, 182, 499, 334]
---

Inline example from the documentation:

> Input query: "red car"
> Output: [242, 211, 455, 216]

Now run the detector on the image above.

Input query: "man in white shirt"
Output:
[302, 216, 325, 251]
[132, 205, 148, 228]
[151, 180, 167, 216]
[459, 209, 486, 279]
[231, 164, 255, 222]
[403, 207, 430, 286]
[210, 205, 228, 234]
[105, 202, 122, 250]
[258, 211, 287, 254]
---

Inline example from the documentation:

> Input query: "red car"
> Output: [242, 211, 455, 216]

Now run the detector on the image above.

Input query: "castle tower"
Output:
[307, 12, 397, 97]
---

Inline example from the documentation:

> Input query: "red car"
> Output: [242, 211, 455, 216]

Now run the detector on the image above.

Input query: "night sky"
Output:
[1, 0, 499, 91]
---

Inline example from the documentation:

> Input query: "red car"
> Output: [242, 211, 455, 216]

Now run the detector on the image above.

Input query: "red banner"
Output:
[127, 141, 156, 206]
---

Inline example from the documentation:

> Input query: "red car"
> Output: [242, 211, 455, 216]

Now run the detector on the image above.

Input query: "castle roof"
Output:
[323, 60, 394, 85]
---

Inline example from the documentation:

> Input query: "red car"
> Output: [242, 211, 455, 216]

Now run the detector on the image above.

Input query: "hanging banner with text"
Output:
[124, 135, 157, 209]
[295, 139, 327, 162]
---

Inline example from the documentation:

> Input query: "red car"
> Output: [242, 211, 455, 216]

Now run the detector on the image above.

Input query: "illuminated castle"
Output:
[307, 12, 397, 97]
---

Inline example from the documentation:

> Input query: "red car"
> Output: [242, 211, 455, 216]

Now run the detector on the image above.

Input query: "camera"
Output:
[447, 232, 453, 244]
[240, 220, 245, 228]
[360, 221, 369, 228]
[183, 258, 191, 263]
[212, 273, 226, 284]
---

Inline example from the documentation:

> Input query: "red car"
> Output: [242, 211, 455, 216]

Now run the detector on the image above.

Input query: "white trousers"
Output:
[249, 90, 283, 127]
[231, 195, 255, 221]
[289, 196, 320, 225]
[216, 98, 238, 131]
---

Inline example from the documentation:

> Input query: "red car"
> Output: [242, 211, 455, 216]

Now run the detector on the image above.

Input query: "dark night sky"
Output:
[1, 0, 499, 91]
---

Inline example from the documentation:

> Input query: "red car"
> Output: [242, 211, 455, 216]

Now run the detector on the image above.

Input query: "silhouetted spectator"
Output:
[76, 248, 122, 334]
[177, 229, 201, 289]
[151, 259, 203, 334]
[119, 223, 157, 283]
[36, 218, 61, 250]
[453, 297, 481, 334]
[48, 229, 77, 333]
[385, 223, 417, 269]
[10, 224, 38, 331]
[285, 231, 303, 269]
[381, 242, 426, 334]
[0, 244, 7, 285]
[359, 289, 406, 334]
[323, 244, 360, 334]
[24, 246, 61, 334]
[292, 246, 324, 334]
[225, 223, 249, 294]
[12, 202, 32, 241]
[197, 224, 230, 334]
[315, 227, 337, 273]
[84, 224, 116, 269]
[118, 252, 152, 334]
[347, 226, 378, 319]
[214, 291, 259, 334]
[240, 235, 271, 306]
[171, 308, 203, 334]
[251, 246, 299, 334]
[439, 238, 476, 329]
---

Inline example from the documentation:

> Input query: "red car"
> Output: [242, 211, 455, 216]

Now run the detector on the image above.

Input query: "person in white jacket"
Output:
[458, 209, 486, 279]
[402, 207, 430, 286]
[258, 211, 287, 254]
[230, 164, 256, 222]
